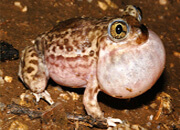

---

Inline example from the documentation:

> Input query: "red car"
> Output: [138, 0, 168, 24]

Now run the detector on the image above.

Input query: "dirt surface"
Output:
[0, 0, 180, 129]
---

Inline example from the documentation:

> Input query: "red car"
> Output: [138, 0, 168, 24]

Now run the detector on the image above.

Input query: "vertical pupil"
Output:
[116, 24, 122, 34]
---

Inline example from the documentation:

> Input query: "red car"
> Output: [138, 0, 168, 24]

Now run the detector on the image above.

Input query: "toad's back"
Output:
[33, 17, 111, 87]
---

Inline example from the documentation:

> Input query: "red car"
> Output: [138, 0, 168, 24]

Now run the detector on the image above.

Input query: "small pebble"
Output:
[0, 70, 3, 76]
[105, 0, 118, 9]
[0, 102, 6, 111]
[22, 6, 28, 12]
[67, 92, 80, 101]
[146, 122, 152, 127]
[173, 51, 180, 58]
[19, 92, 33, 107]
[150, 103, 157, 109]
[87, 0, 93, 3]
[98, 1, 108, 11]
[53, 87, 63, 92]
[157, 125, 161, 129]
[170, 63, 174, 68]
[14, 1, 28, 12]
[149, 115, 154, 120]
[4, 76, 13, 83]
[14, 1, 22, 8]
[159, 0, 167, 5]
[158, 15, 164, 20]
[9, 120, 28, 130]
[59, 93, 70, 100]
[0, 77, 4, 85]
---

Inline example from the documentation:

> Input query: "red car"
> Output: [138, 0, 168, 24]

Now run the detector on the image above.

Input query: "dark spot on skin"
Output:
[126, 88, 132, 92]
[99, 36, 106, 44]
[80, 36, 85, 41]
[102, 44, 107, 50]
[96, 31, 101, 36]
[46, 44, 51, 49]
[85, 27, 91, 34]
[73, 40, 78, 47]
[76, 30, 83, 37]
[89, 104, 95, 109]
[60, 31, 69, 38]
[29, 60, 38, 65]
[94, 25, 99, 30]
[49, 54, 55, 59]
[59, 45, 64, 50]
[71, 30, 76, 36]
[55, 34, 61, 38]
[88, 88, 94, 100]
[48, 35, 54, 41]
[64, 39, 69, 45]
[31, 53, 38, 57]
[89, 50, 94, 56]
[55, 40, 60, 45]
[96, 41, 99, 48]
[94, 87, 99, 94]
[83, 42, 91, 48]
[65, 31, 69, 35]
[27, 48, 34, 53]
[81, 55, 89, 60]
[21, 60, 25, 68]
[27, 67, 34, 73]
[52, 46, 56, 52]
[57, 55, 63, 60]
[82, 48, 86, 53]
[35, 40, 39, 45]
[44, 39, 47, 45]
[66, 46, 73, 52]
[96, 50, 99, 57]
[60, 34, 65, 38]
[103, 26, 107, 31]
[40, 38, 45, 45]
[61, 64, 67, 70]
[55, 64, 59, 67]
[88, 86, 100, 101]
[75, 73, 80, 77]
[98, 36, 107, 50]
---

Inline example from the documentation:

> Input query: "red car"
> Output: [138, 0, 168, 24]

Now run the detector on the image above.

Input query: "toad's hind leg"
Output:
[18, 45, 54, 105]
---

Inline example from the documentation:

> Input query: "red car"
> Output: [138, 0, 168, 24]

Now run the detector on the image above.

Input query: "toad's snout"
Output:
[97, 30, 166, 98]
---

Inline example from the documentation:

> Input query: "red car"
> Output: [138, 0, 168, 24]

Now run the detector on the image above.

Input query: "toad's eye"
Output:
[108, 19, 129, 40]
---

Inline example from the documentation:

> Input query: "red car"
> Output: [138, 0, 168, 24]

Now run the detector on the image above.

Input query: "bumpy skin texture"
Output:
[18, 7, 165, 122]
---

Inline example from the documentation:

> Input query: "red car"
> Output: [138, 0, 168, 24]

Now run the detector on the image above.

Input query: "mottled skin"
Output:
[18, 6, 165, 126]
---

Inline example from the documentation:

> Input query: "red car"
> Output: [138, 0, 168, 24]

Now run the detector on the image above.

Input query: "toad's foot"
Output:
[106, 117, 123, 127]
[33, 90, 54, 105]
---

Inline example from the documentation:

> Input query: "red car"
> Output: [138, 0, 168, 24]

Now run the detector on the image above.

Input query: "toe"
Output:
[106, 117, 123, 127]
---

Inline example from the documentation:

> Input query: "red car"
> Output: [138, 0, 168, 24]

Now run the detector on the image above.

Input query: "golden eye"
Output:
[108, 19, 129, 40]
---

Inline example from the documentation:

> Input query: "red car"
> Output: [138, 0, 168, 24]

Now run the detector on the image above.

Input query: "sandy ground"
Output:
[0, 0, 180, 129]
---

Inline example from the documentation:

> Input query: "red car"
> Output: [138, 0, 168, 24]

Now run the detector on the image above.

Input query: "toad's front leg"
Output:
[83, 75, 103, 119]
[18, 45, 54, 105]
[83, 74, 122, 127]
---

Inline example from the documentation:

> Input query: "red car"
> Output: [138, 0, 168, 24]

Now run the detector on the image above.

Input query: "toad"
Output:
[18, 5, 165, 126]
